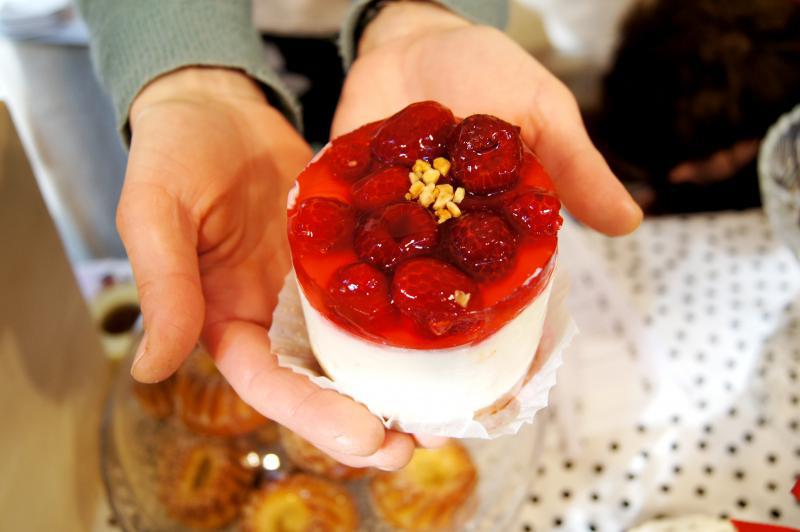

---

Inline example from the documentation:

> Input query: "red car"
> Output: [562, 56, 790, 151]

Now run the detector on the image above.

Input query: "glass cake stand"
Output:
[101, 347, 547, 532]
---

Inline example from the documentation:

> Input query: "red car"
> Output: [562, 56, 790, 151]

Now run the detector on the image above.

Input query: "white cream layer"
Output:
[297, 274, 554, 423]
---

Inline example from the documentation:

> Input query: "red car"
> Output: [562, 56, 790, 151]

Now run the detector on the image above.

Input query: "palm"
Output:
[333, 26, 641, 236]
[334, 26, 548, 134]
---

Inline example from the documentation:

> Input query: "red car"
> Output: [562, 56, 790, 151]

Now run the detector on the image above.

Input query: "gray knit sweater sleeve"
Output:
[74, 0, 301, 140]
[339, 0, 509, 66]
[75, 0, 507, 141]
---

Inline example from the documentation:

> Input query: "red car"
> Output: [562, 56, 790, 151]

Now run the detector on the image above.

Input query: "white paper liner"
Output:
[268, 267, 576, 439]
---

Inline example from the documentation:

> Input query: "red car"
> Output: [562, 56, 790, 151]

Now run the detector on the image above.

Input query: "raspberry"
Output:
[506, 190, 563, 236]
[446, 212, 517, 280]
[290, 198, 354, 253]
[328, 122, 380, 182]
[371, 101, 455, 165]
[328, 262, 392, 324]
[351, 167, 410, 211]
[392, 258, 480, 337]
[353, 203, 438, 271]
[449, 114, 523, 195]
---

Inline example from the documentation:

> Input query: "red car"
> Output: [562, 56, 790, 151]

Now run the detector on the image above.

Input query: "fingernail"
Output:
[131, 332, 148, 375]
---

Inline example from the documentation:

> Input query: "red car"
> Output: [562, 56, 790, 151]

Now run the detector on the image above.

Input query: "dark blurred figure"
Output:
[592, 0, 800, 214]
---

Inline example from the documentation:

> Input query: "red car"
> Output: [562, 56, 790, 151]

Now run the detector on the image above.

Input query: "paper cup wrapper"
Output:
[268, 268, 576, 439]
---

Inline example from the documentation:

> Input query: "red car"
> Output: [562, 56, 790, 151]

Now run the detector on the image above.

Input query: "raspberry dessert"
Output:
[287, 101, 562, 422]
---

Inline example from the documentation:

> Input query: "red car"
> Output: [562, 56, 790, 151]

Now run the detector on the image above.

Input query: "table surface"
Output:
[511, 211, 800, 530]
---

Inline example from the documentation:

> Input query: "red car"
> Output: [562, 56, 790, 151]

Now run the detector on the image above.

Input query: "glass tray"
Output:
[101, 353, 546, 531]
[759, 103, 800, 261]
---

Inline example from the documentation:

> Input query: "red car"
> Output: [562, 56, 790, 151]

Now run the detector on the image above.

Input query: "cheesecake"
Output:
[286, 101, 562, 423]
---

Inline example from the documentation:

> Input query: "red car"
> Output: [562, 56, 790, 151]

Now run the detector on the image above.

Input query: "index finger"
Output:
[204, 319, 416, 466]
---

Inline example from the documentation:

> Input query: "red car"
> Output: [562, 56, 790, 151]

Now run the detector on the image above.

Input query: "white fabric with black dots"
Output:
[512, 210, 800, 532]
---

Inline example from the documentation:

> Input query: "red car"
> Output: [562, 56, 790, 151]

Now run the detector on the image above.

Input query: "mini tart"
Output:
[158, 440, 256, 529]
[174, 349, 269, 437]
[131, 375, 174, 419]
[370, 442, 478, 531]
[278, 425, 369, 481]
[241, 474, 358, 532]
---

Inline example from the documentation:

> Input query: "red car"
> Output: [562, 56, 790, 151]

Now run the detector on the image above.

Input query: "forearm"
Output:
[75, 0, 300, 141]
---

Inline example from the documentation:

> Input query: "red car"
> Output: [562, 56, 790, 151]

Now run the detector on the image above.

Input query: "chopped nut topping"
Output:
[432, 189, 452, 210]
[406, 158, 465, 222]
[412, 159, 431, 177]
[453, 290, 471, 308]
[421, 168, 441, 185]
[435, 208, 452, 224]
[419, 183, 438, 208]
[433, 157, 451, 176]
[445, 201, 462, 217]
[408, 180, 425, 199]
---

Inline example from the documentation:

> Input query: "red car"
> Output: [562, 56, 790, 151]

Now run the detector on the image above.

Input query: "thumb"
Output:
[117, 167, 204, 383]
[522, 81, 643, 236]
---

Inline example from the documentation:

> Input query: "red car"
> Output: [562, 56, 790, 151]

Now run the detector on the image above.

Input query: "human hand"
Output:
[120, 67, 418, 468]
[333, 1, 643, 236]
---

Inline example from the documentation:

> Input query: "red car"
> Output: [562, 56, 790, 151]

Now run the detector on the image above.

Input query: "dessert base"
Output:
[269, 269, 576, 439]
[299, 275, 553, 423]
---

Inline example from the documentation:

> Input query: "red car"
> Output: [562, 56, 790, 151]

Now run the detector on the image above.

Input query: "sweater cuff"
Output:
[78, 0, 301, 143]
[339, 0, 509, 68]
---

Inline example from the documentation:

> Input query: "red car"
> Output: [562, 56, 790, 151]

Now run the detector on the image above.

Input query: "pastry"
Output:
[174, 348, 270, 437]
[240, 474, 358, 532]
[370, 441, 478, 531]
[287, 101, 562, 422]
[278, 425, 369, 481]
[158, 440, 256, 529]
[131, 375, 174, 419]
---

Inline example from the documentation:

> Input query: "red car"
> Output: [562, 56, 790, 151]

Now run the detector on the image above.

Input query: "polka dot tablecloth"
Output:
[511, 210, 800, 531]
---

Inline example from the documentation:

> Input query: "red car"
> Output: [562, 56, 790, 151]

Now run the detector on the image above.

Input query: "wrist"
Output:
[130, 67, 267, 128]
[358, 1, 469, 56]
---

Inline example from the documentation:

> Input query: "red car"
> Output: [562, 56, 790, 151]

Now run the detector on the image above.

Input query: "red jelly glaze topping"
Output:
[354, 202, 439, 271]
[328, 262, 393, 326]
[371, 101, 456, 165]
[446, 212, 518, 280]
[449, 114, 523, 195]
[392, 258, 480, 337]
[351, 166, 411, 211]
[287, 102, 559, 349]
